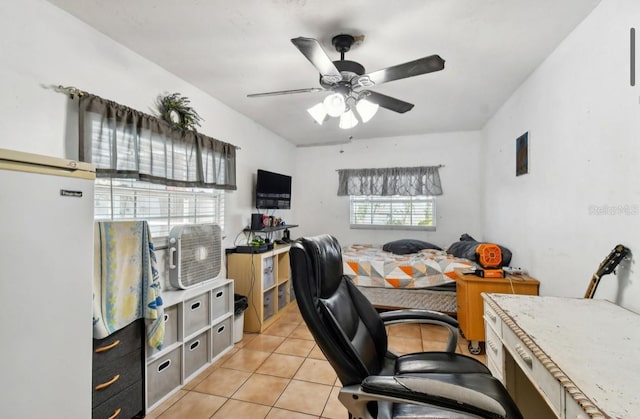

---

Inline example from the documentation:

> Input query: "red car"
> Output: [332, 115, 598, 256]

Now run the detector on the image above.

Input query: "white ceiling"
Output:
[47, 0, 601, 147]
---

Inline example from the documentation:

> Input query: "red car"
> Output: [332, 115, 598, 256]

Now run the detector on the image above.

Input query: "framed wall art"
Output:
[516, 132, 529, 176]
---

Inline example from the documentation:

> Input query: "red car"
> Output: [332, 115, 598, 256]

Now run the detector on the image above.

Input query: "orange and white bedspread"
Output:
[342, 244, 473, 289]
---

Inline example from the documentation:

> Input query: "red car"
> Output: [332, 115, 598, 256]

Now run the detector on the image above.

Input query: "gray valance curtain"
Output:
[337, 166, 443, 196]
[79, 93, 237, 190]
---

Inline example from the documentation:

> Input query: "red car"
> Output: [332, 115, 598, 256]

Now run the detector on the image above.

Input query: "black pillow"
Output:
[447, 236, 512, 266]
[382, 239, 442, 255]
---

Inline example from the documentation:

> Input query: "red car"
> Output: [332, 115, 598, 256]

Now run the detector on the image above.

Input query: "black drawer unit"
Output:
[92, 319, 145, 419]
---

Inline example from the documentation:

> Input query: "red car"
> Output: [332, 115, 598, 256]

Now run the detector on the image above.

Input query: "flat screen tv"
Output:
[255, 169, 292, 210]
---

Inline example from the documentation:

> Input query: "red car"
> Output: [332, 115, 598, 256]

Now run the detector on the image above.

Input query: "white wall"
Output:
[483, 0, 640, 310]
[0, 0, 297, 253]
[294, 131, 485, 248]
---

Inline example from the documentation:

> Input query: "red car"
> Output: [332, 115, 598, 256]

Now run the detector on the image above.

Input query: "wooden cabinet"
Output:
[227, 245, 294, 333]
[145, 279, 234, 412]
[455, 270, 539, 354]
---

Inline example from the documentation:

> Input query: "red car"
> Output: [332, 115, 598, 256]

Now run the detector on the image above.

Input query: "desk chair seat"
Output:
[289, 234, 522, 419]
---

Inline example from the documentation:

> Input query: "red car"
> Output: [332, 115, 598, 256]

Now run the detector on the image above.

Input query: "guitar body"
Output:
[584, 244, 631, 299]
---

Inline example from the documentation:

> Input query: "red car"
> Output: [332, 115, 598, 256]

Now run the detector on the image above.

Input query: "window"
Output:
[350, 195, 436, 230]
[95, 178, 224, 241]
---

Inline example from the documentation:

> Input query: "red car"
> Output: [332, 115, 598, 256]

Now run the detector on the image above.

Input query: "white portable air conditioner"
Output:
[168, 223, 222, 289]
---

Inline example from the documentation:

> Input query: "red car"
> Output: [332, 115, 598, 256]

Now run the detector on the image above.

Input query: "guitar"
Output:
[584, 244, 631, 299]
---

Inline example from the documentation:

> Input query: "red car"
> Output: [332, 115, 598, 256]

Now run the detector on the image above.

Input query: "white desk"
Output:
[482, 294, 640, 418]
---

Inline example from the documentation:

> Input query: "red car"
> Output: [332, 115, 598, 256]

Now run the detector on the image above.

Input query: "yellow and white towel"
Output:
[93, 221, 165, 350]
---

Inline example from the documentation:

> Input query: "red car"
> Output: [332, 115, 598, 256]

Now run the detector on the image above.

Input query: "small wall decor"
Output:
[157, 92, 203, 131]
[516, 132, 529, 176]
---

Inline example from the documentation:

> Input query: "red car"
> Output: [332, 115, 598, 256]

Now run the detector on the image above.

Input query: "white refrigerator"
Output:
[0, 148, 95, 418]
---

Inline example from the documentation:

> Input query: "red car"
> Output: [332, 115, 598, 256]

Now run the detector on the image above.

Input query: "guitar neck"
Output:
[584, 274, 601, 299]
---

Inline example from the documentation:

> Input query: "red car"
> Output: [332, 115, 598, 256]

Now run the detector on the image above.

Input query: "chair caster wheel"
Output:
[468, 341, 483, 355]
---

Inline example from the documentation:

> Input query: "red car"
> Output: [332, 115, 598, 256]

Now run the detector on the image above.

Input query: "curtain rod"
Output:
[54, 84, 242, 150]
[335, 164, 445, 171]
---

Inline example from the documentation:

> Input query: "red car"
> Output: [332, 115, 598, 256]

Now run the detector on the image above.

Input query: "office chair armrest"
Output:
[358, 375, 508, 418]
[380, 309, 458, 352]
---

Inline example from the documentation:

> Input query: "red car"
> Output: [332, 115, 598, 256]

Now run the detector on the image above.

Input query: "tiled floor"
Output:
[146, 303, 486, 419]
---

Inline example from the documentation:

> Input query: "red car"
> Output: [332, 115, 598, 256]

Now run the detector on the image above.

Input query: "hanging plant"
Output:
[157, 92, 203, 132]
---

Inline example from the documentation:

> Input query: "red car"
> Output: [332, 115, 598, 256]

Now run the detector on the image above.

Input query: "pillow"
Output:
[382, 239, 442, 255]
[447, 235, 512, 266]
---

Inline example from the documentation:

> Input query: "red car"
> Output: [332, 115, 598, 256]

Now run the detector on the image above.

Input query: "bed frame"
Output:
[357, 285, 457, 315]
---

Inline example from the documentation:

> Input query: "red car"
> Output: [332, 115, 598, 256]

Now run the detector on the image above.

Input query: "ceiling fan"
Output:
[247, 34, 445, 127]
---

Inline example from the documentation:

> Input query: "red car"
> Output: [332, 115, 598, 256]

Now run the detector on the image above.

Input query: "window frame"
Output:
[349, 195, 436, 231]
[94, 178, 225, 247]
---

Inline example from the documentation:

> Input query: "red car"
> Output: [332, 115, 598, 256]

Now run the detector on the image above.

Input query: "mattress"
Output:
[342, 244, 473, 289]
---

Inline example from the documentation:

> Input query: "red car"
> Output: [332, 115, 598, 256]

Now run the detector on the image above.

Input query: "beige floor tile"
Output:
[278, 310, 304, 325]
[244, 334, 287, 353]
[322, 386, 348, 419]
[232, 373, 290, 406]
[275, 379, 332, 416]
[157, 391, 226, 419]
[420, 323, 454, 342]
[236, 332, 258, 348]
[387, 323, 422, 339]
[266, 407, 319, 418]
[263, 321, 299, 337]
[145, 390, 188, 418]
[222, 348, 271, 372]
[388, 335, 423, 355]
[294, 358, 337, 385]
[289, 324, 314, 340]
[421, 339, 450, 352]
[183, 361, 218, 390]
[256, 352, 305, 378]
[307, 344, 326, 360]
[275, 337, 315, 357]
[194, 367, 252, 397]
[211, 399, 271, 418]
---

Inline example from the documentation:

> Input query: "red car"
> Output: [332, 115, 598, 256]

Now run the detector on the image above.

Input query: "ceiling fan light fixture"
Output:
[356, 98, 379, 123]
[339, 109, 358, 129]
[307, 102, 327, 125]
[323, 93, 346, 117]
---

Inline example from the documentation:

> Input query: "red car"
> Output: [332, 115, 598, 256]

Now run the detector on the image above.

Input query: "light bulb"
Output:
[356, 98, 379, 123]
[323, 93, 346, 117]
[307, 102, 327, 125]
[339, 109, 359, 129]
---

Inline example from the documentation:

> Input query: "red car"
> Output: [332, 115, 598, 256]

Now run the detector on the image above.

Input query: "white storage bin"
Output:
[212, 317, 233, 358]
[184, 330, 210, 379]
[263, 288, 275, 321]
[147, 347, 181, 407]
[262, 256, 274, 288]
[211, 283, 231, 321]
[184, 293, 210, 337]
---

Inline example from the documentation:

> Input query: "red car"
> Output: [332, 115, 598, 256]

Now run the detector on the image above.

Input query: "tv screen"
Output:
[255, 169, 292, 210]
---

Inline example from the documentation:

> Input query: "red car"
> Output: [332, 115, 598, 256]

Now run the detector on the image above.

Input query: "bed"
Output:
[342, 244, 475, 314]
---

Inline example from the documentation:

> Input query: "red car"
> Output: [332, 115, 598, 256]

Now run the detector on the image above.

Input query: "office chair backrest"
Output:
[290, 235, 389, 386]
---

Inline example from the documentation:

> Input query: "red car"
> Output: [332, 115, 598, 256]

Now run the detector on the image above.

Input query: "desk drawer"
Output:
[484, 323, 504, 374]
[483, 301, 502, 337]
[503, 326, 562, 415]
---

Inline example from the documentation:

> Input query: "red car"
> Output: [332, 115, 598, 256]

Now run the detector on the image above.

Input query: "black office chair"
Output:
[289, 235, 522, 419]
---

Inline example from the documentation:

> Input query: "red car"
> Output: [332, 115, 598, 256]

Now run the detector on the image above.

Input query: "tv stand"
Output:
[244, 224, 298, 233]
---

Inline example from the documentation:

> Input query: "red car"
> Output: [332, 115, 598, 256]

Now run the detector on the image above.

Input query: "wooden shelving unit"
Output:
[227, 245, 295, 333]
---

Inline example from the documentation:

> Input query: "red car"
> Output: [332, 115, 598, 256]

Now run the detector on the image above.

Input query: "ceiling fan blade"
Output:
[247, 87, 324, 98]
[364, 55, 445, 85]
[291, 37, 341, 78]
[364, 91, 414, 113]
